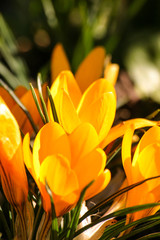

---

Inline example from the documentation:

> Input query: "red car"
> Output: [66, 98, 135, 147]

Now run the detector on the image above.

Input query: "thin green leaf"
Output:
[137, 232, 160, 240]
[65, 181, 94, 240]
[29, 83, 46, 124]
[117, 218, 160, 240]
[106, 144, 121, 167]
[75, 203, 160, 238]
[79, 175, 160, 223]
[45, 181, 59, 240]
[104, 214, 160, 239]
[47, 87, 59, 123]
[0, 79, 38, 134]
[37, 73, 49, 123]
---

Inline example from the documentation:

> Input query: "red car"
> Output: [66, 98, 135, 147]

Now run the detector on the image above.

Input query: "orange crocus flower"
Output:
[122, 125, 160, 223]
[0, 96, 28, 207]
[51, 43, 119, 88]
[48, 71, 116, 146]
[23, 121, 111, 216]
[0, 85, 45, 135]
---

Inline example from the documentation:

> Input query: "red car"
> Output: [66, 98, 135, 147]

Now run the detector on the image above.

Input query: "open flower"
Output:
[51, 43, 119, 89]
[23, 121, 110, 216]
[122, 125, 160, 223]
[0, 85, 45, 135]
[48, 71, 116, 146]
[0, 96, 28, 207]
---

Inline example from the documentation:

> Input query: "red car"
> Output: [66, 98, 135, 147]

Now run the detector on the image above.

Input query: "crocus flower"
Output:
[48, 71, 116, 146]
[0, 85, 45, 135]
[23, 121, 111, 216]
[122, 125, 160, 223]
[0, 96, 28, 207]
[51, 43, 119, 89]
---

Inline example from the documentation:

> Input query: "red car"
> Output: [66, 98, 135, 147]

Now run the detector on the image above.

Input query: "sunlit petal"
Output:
[85, 169, 111, 200]
[74, 148, 106, 191]
[104, 63, 119, 85]
[75, 47, 105, 92]
[59, 90, 80, 133]
[68, 123, 99, 168]
[40, 155, 79, 196]
[51, 43, 70, 82]
[102, 118, 159, 148]
[33, 122, 71, 178]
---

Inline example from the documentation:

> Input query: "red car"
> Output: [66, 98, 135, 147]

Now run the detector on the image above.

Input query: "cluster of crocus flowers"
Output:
[2, 43, 160, 239]
[122, 125, 160, 223]
[23, 121, 111, 216]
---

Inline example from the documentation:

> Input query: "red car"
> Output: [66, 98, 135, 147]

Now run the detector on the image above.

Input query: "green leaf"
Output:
[75, 203, 160, 238]
[79, 175, 160, 223]
[47, 87, 59, 123]
[45, 181, 59, 240]
[37, 73, 49, 123]
[65, 181, 94, 240]
[30, 83, 46, 125]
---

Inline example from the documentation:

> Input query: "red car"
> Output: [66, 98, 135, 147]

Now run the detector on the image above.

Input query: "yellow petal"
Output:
[77, 78, 116, 113]
[104, 63, 119, 85]
[68, 123, 99, 168]
[133, 126, 160, 165]
[50, 71, 81, 109]
[0, 97, 28, 205]
[74, 148, 106, 191]
[23, 133, 51, 212]
[122, 126, 134, 185]
[40, 155, 79, 196]
[23, 133, 36, 179]
[0, 97, 21, 159]
[101, 118, 159, 148]
[133, 143, 160, 190]
[33, 122, 71, 179]
[79, 92, 116, 144]
[85, 169, 111, 200]
[75, 47, 106, 92]
[51, 44, 70, 82]
[59, 90, 81, 133]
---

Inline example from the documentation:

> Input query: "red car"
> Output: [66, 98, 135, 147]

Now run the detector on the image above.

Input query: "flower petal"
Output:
[104, 63, 119, 85]
[122, 126, 134, 185]
[85, 169, 111, 200]
[51, 44, 70, 82]
[23, 133, 51, 212]
[75, 47, 105, 92]
[33, 122, 71, 179]
[40, 155, 79, 197]
[58, 89, 81, 133]
[73, 148, 106, 192]
[68, 123, 99, 168]
[49, 71, 81, 111]
[101, 118, 159, 148]
[133, 126, 160, 165]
